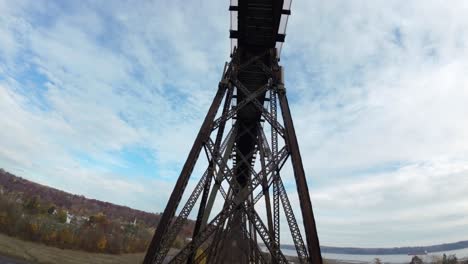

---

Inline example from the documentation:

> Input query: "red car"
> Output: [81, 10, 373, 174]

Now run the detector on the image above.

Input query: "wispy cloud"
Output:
[280, 0, 468, 246]
[0, 0, 229, 211]
[1, 0, 468, 247]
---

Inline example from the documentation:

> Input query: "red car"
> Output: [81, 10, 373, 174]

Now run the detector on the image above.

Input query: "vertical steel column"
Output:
[206, 196, 231, 263]
[201, 126, 237, 227]
[188, 86, 234, 263]
[259, 128, 274, 240]
[277, 89, 323, 264]
[143, 83, 228, 264]
[270, 88, 281, 263]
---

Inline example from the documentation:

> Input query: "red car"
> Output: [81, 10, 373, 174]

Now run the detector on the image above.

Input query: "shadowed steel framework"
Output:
[143, 0, 322, 263]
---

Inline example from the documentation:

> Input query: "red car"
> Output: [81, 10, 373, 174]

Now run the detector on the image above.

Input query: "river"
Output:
[280, 247, 468, 263]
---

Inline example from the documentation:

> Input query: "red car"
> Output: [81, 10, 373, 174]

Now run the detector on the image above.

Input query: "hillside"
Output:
[0, 168, 160, 228]
[3, 168, 467, 257]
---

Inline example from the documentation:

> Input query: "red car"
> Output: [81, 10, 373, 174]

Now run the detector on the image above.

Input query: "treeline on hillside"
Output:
[0, 169, 160, 227]
[407, 254, 468, 264]
[372, 255, 468, 264]
[0, 169, 195, 254]
[0, 191, 156, 253]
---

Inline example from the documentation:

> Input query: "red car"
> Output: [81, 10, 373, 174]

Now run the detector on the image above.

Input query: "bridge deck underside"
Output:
[228, 2, 284, 261]
[234, 0, 283, 188]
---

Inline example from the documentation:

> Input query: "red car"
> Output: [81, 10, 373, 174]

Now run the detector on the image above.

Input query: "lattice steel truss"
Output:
[143, 49, 322, 264]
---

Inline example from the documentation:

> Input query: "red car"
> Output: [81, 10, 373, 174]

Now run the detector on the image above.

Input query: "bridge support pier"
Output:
[143, 48, 323, 264]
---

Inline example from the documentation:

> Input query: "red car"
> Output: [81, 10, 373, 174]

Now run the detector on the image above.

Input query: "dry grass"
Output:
[0, 233, 144, 264]
[0, 233, 350, 264]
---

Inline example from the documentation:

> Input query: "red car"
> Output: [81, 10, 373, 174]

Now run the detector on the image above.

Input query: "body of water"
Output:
[280, 247, 468, 263]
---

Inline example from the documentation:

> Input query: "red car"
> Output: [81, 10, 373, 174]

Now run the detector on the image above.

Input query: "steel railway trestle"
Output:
[143, 0, 322, 263]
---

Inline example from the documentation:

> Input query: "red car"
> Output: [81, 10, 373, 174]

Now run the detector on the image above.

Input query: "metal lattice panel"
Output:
[143, 1, 322, 262]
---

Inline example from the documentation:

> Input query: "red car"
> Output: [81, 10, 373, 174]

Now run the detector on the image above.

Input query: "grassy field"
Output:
[0, 233, 353, 264]
[0, 233, 145, 264]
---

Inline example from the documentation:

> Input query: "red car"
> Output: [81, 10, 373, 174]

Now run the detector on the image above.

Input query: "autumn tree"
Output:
[446, 255, 458, 264]
[173, 237, 184, 249]
[97, 235, 107, 251]
[107, 232, 123, 254]
[57, 228, 74, 248]
[89, 212, 108, 225]
[24, 196, 40, 213]
[56, 209, 67, 223]
[26, 220, 40, 241]
[47, 205, 56, 215]
[410, 256, 423, 264]
[431, 256, 443, 264]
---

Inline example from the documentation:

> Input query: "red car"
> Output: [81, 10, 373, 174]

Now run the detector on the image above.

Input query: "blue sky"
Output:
[1, 0, 468, 247]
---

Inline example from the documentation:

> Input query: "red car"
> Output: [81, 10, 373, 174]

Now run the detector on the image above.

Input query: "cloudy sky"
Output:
[1, 0, 468, 248]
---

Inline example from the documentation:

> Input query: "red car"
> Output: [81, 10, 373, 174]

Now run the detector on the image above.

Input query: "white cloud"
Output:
[0, 0, 228, 211]
[277, 0, 468, 246]
[307, 159, 468, 247]
[1, 0, 468, 247]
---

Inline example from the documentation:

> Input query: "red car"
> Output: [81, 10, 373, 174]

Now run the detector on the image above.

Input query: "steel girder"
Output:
[143, 49, 322, 264]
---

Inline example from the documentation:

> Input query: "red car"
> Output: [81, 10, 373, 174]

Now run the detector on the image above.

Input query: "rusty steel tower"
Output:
[143, 0, 322, 263]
